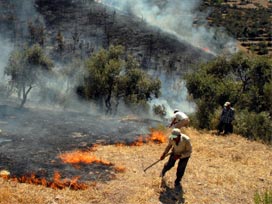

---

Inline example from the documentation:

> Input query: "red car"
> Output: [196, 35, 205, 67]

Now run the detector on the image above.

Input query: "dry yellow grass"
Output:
[0, 128, 271, 204]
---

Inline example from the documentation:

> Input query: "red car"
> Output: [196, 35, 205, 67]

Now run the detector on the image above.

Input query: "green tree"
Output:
[5, 44, 53, 108]
[185, 51, 272, 143]
[258, 42, 268, 55]
[81, 45, 161, 114]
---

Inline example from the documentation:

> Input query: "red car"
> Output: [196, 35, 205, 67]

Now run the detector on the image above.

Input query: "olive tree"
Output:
[185, 51, 272, 143]
[81, 45, 161, 114]
[5, 44, 53, 108]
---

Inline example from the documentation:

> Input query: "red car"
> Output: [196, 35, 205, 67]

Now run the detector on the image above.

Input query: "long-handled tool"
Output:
[143, 153, 170, 172]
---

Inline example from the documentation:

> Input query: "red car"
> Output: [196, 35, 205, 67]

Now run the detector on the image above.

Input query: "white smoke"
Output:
[100, 0, 237, 55]
[148, 69, 196, 119]
[95, 0, 239, 118]
[0, 36, 13, 83]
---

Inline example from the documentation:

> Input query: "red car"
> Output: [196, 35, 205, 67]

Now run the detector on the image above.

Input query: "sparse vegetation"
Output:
[200, 0, 272, 55]
[254, 189, 272, 204]
[4, 44, 53, 108]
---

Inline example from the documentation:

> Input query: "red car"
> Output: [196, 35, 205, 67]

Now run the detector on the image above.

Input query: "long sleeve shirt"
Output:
[163, 134, 192, 159]
[220, 107, 235, 124]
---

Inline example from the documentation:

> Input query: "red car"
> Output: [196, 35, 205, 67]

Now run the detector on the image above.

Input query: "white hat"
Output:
[169, 128, 181, 140]
[224, 102, 231, 107]
[174, 109, 179, 113]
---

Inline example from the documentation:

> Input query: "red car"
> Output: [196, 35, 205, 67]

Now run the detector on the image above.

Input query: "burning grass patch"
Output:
[4, 171, 91, 190]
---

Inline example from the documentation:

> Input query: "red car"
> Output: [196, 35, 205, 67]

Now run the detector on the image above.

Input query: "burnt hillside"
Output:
[0, 0, 213, 73]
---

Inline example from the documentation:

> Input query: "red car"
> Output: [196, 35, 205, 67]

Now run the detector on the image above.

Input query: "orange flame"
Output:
[59, 150, 112, 165]
[1, 171, 91, 190]
[149, 130, 167, 143]
[0, 130, 167, 190]
[129, 130, 167, 146]
[58, 150, 126, 173]
[202, 47, 210, 52]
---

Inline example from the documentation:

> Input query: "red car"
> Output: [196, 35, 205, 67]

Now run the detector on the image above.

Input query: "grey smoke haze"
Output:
[100, 0, 237, 55]
[0, 36, 13, 83]
[1, 0, 227, 118]
[147, 69, 196, 118]
[97, 0, 239, 117]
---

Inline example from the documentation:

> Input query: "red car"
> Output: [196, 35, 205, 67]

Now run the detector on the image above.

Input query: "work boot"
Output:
[174, 179, 181, 188]
[174, 182, 182, 192]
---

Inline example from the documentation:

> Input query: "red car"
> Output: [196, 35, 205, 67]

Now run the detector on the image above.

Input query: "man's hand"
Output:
[160, 153, 166, 160]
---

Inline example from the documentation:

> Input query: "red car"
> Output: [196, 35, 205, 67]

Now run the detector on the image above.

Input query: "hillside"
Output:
[200, 0, 272, 55]
[0, 0, 212, 73]
[0, 128, 271, 204]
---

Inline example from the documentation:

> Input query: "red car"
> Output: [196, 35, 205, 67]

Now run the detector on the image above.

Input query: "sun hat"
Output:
[169, 128, 181, 140]
[224, 102, 231, 107]
[174, 109, 179, 113]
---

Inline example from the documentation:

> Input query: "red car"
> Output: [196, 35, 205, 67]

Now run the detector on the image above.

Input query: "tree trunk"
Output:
[19, 85, 32, 108]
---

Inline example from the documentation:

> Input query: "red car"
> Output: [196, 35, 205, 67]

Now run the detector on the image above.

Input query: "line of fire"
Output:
[0, 130, 167, 190]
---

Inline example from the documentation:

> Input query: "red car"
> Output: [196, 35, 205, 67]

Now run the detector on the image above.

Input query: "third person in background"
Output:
[169, 109, 190, 130]
[217, 101, 235, 135]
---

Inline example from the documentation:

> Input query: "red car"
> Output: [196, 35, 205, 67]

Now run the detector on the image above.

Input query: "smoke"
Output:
[94, 0, 239, 118]
[100, 0, 237, 55]
[147, 69, 196, 120]
[0, 37, 13, 81]
[1, 0, 235, 118]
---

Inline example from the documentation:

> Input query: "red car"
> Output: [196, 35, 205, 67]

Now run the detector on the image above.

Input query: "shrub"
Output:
[234, 110, 272, 144]
[152, 104, 167, 118]
[254, 189, 272, 204]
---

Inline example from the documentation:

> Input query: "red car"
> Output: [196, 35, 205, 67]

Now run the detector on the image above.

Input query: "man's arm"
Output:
[169, 118, 177, 128]
[160, 143, 172, 160]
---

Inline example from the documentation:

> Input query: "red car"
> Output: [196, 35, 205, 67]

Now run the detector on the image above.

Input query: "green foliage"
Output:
[5, 44, 53, 107]
[201, 1, 271, 55]
[152, 104, 167, 118]
[81, 45, 161, 114]
[185, 52, 272, 143]
[258, 42, 269, 55]
[234, 110, 272, 143]
[254, 190, 272, 204]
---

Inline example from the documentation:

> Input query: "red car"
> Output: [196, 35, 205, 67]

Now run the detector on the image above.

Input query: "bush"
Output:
[152, 104, 166, 118]
[185, 52, 272, 144]
[234, 110, 272, 144]
[254, 189, 272, 204]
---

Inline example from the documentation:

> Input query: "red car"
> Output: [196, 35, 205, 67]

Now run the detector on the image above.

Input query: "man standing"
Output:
[217, 101, 235, 135]
[169, 109, 190, 129]
[160, 128, 192, 188]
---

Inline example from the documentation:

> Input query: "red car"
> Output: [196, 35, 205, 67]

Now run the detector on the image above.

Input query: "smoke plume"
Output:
[99, 0, 237, 55]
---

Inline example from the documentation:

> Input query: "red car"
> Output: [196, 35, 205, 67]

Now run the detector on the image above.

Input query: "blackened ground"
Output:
[0, 103, 161, 183]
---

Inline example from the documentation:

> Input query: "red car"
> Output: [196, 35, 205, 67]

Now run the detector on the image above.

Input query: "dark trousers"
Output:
[218, 121, 233, 134]
[161, 154, 190, 185]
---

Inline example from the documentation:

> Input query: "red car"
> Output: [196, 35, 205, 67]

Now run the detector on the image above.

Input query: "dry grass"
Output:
[0, 128, 271, 204]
